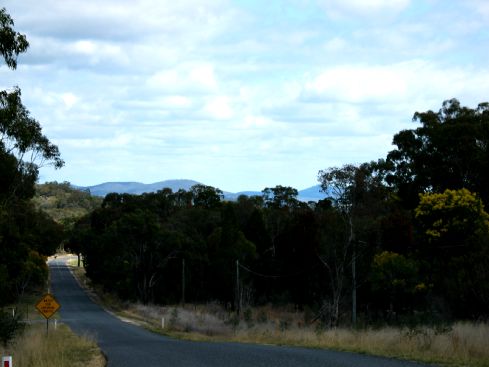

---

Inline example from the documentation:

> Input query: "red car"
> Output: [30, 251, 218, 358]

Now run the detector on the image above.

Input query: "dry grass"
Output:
[117, 303, 489, 367]
[67, 259, 489, 367]
[0, 323, 105, 367]
[0, 258, 106, 367]
[233, 322, 489, 366]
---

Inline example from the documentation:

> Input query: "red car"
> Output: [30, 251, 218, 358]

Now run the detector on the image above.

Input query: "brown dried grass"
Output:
[122, 302, 489, 367]
[0, 323, 105, 367]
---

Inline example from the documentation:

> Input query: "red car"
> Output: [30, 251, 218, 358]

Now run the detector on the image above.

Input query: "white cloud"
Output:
[163, 96, 193, 109]
[318, 0, 411, 19]
[468, 0, 489, 18]
[304, 64, 408, 103]
[147, 63, 218, 93]
[241, 115, 273, 129]
[61, 92, 78, 109]
[323, 37, 347, 52]
[302, 61, 489, 105]
[72, 40, 96, 55]
[59, 133, 132, 149]
[188, 64, 218, 90]
[203, 96, 234, 120]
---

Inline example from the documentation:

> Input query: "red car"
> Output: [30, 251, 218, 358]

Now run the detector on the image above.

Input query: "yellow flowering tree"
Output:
[415, 188, 489, 317]
[415, 188, 489, 245]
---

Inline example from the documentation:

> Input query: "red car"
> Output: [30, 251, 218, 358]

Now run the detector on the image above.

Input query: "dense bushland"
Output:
[69, 98, 489, 327]
[0, 7, 64, 344]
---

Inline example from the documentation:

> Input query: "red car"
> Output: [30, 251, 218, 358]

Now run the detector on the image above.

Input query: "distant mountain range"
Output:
[79, 179, 328, 202]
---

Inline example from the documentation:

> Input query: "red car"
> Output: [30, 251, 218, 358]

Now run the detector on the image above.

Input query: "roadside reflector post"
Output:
[2, 356, 13, 367]
[161, 317, 165, 329]
[54, 319, 57, 330]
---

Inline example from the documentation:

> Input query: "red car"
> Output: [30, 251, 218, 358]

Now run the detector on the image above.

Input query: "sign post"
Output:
[35, 293, 61, 335]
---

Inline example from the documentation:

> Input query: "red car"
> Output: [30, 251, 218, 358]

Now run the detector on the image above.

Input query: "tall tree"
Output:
[414, 188, 489, 317]
[0, 7, 63, 306]
[1, 8, 63, 208]
[190, 184, 223, 208]
[386, 99, 489, 208]
[262, 185, 300, 209]
[318, 163, 388, 326]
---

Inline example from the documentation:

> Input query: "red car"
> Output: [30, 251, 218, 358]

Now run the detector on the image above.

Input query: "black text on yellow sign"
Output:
[35, 293, 61, 319]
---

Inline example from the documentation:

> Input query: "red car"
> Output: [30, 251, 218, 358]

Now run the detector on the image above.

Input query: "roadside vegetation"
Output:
[0, 323, 105, 367]
[157, 306, 489, 367]
[68, 260, 489, 367]
[0, 282, 105, 367]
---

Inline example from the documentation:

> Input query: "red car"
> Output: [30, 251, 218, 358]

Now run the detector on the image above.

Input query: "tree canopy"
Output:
[385, 99, 489, 208]
[0, 7, 64, 307]
[0, 8, 28, 69]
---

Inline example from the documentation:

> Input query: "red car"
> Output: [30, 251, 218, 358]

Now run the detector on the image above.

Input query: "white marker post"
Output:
[2, 356, 13, 367]
[161, 317, 165, 329]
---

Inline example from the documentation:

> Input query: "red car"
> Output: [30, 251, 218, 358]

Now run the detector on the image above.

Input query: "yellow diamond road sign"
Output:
[35, 293, 61, 319]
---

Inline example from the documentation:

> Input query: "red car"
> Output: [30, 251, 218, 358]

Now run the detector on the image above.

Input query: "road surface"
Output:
[49, 257, 433, 367]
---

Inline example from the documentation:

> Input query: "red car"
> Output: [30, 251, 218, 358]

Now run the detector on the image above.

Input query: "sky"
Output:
[1, 0, 489, 192]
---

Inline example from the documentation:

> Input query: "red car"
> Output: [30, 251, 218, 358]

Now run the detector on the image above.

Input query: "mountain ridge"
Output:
[80, 179, 327, 202]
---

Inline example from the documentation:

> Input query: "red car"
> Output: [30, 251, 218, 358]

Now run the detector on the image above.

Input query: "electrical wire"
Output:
[238, 261, 321, 279]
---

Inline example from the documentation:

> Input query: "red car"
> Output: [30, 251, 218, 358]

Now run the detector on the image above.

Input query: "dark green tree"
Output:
[369, 251, 421, 318]
[318, 163, 389, 326]
[262, 185, 300, 209]
[386, 99, 489, 208]
[0, 7, 63, 310]
[190, 184, 223, 208]
[0, 7, 28, 69]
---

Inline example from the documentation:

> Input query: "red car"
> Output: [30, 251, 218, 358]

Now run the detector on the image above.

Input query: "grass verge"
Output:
[127, 304, 489, 367]
[0, 323, 105, 367]
[0, 257, 106, 367]
[68, 258, 489, 367]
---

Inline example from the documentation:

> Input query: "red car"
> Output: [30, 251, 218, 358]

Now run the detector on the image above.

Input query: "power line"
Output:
[238, 262, 320, 279]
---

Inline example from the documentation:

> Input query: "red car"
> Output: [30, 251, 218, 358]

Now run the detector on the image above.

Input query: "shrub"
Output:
[0, 309, 24, 346]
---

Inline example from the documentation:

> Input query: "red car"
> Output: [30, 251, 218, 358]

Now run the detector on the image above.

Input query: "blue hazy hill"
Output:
[81, 180, 328, 202]
[86, 179, 200, 197]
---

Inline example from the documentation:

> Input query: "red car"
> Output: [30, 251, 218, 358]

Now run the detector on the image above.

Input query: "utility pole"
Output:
[352, 241, 357, 328]
[181, 258, 185, 305]
[236, 259, 240, 315]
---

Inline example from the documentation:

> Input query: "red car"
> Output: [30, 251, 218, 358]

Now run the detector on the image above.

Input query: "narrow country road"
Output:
[49, 257, 432, 367]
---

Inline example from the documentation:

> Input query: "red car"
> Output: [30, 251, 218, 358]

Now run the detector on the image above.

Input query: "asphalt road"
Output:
[49, 258, 432, 367]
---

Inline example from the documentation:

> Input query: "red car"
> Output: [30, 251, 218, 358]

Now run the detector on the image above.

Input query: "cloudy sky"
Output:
[2, 0, 489, 192]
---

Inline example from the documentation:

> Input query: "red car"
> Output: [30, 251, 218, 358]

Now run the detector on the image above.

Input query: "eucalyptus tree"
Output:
[386, 99, 489, 208]
[0, 7, 63, 313]
[0, 8, 63, 208]
[317, 164, 388, 326]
